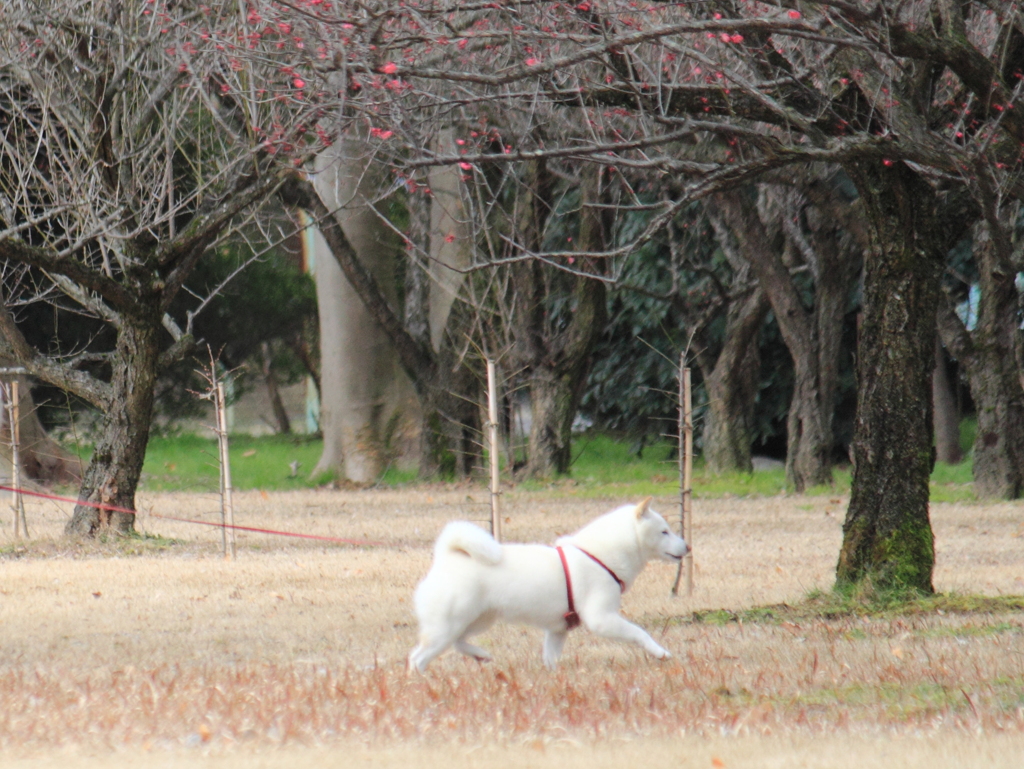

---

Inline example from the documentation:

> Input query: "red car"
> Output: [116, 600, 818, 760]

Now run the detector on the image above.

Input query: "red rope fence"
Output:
[0, 484, 385, 547]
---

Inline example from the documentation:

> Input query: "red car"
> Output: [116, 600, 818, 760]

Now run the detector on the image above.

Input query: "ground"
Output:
[1, 488, 1022, 767]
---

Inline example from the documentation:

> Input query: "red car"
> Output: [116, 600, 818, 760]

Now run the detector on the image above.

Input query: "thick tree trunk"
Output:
[307, 141, 420, 483]
[836, 162, 940, 595]
[932, 338, 963, 465]
[65, 321, 161, 536]
[702, 287, 769, 474]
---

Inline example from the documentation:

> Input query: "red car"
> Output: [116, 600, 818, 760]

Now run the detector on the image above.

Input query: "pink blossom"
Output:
[788, 10, 801, 19]
[381, 62, 398, 74]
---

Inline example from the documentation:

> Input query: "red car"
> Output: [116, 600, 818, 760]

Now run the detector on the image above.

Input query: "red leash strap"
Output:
[575, 546, 627, 593]
[556, 545, 581, 631]
[556, 544, 627, 631]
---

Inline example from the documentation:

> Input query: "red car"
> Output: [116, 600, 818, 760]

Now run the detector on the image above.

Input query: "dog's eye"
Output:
[662, 530, 669, 535]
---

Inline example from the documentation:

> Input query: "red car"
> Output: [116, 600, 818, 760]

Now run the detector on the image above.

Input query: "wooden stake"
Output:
[672, 359, 693, 596]
[5, 381, 28, 539]
[486, 359, 501, 542]
[216, 382, 236, 560]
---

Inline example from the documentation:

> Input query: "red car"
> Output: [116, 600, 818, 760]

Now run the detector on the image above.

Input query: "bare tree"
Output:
[0, 1, 304, 534]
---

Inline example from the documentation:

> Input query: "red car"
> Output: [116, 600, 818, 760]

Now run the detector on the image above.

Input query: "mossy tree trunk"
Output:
[836, 161, 942, 595]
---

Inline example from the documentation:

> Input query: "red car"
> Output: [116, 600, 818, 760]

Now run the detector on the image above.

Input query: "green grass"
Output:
[61, 429, 979, 498]
[140, 434, 330, 492]
[680, 591, 1024, 626]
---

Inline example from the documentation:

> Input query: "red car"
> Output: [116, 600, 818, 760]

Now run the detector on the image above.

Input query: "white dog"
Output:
[408, 497, 689, 671]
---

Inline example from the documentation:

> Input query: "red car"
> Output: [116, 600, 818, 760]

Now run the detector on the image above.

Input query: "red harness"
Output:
[556, 545, 626, 631]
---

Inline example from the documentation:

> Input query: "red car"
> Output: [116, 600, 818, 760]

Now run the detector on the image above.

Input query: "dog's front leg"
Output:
[542, 630, 568, 668]
[585, 614, 671, 660]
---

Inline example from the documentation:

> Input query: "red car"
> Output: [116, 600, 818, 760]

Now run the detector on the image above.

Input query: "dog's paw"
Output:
[653, 647, 672, 660]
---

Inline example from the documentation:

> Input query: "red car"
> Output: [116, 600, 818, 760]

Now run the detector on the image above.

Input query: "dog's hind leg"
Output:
[542, 630, 568, 668]
[454, 639, 492, 662]
[454, 612, 495, 662]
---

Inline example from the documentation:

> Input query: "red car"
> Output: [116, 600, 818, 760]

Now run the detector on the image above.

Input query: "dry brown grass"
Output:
[1, 488, 1023, 767]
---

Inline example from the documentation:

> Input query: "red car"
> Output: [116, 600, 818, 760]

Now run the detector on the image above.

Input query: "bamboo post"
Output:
[4, 381, 28, 539]
[11, 380, 27, 538]
[672, 359, 693, 596]
[216, 381, 236, 560]
[486, 359, 501, 542]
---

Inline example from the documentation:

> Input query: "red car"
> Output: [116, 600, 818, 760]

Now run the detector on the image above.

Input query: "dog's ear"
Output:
[634, 497, 653, 519]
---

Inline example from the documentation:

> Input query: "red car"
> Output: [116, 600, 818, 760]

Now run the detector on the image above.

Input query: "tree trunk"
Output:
[260, 341, 291, 434]
[932, 338, 963, 465]
[307, 140, 420, 483]
[713, 188, 839, 490]
[413, 133, 481, 479]
[281, 164, 479, 482]
[65, 321, 161, 536]
[424, 360, 483, 477]
[836, 162, 940, 595]
[524, 274, 607, 477]
[515, 164, 608, 478]
[527, 368, 577, 476]
[966, 353, 1023, 498]
[0, 375, 82, 486]
[426, 129, 472, 354]
[701, 287, 769, 474]
[937, 225, 1024, 498]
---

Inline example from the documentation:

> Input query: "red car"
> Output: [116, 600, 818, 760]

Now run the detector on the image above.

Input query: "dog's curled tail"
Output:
[434, 521, 503, 565]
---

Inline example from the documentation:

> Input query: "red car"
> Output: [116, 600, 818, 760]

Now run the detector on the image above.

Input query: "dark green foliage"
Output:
[157, 238, 318, 423]
[580, 203, 800, 458]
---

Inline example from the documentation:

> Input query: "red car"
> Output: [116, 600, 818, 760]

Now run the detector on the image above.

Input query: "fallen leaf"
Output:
[891, 646, 904, 659]
[243, 449, 257, 457]
[712, 758, 726, 768]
